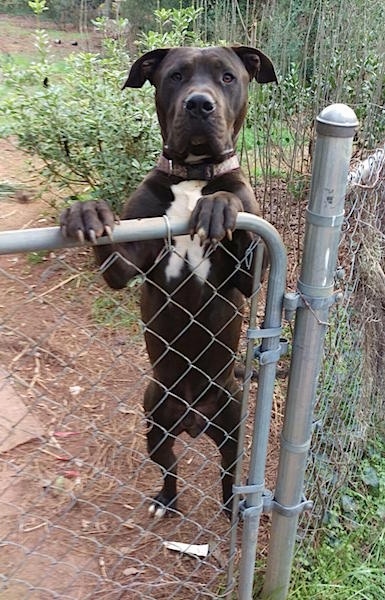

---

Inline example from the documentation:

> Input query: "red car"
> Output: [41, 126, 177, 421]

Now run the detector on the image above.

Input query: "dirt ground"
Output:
[0, 16, 285, 600]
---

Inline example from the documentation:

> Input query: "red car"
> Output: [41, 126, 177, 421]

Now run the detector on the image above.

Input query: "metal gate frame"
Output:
[0, 103, 357, 599]
[0, 210, 287, 598]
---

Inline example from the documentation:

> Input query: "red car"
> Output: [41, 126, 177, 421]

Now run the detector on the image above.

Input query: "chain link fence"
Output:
[1, 139, 384, 598]
[0, 212, 287, 598]
[297, 144, 385, 545]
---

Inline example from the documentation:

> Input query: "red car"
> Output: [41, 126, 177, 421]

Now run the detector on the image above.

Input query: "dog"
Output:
[60, 46, 277, 518]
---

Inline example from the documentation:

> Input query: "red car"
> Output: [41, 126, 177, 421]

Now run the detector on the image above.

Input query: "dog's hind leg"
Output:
[146, 420, 179, 517]
[206, 394, 241, 518]
[144, 382, 179, 517]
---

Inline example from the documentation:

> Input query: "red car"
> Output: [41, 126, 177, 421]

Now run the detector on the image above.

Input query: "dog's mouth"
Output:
[189, 143, 212, 159]
[165, 133, 233, 164]
[191, 135, 207, 146]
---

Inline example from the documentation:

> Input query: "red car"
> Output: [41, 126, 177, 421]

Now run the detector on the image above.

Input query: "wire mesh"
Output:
[1, 149, 383, 597]
[297, 144, 385, 545]
[0, 229, 283, 599]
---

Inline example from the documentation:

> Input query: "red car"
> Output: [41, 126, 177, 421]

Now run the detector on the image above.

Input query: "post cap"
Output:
[316, 104, 358, 137]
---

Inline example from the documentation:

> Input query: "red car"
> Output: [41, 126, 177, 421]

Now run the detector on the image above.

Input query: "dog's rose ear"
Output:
[122, 49, 170, 88]
[231, 46, 277, 84]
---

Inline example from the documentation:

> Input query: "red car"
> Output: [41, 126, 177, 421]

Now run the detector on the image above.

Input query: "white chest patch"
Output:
[165, 180, 211, 283]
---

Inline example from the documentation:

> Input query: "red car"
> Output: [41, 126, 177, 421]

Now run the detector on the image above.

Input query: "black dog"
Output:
[60, 46, 277, 517]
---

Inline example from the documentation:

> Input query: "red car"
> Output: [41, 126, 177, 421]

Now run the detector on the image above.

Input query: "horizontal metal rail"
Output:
[0, 212, 282, 258]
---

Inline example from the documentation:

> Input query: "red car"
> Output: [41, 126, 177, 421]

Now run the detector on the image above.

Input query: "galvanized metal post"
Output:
[235, 220, 287, 600]
[262, 104, 358, 600]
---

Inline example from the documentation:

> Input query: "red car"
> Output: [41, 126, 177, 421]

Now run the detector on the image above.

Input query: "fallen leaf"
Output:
[123, 567, 140, 577]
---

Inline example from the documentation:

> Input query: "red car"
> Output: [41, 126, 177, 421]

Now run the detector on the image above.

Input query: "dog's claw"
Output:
[88, 229, 97, 245]
[226, 228, 233, 241]
[197, 227, 207, 245]
[104, 225, 113, 242]
[76, 229, 85, 244]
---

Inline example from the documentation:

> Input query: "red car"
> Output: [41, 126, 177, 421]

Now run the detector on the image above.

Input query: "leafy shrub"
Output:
[0, 6, 205, 213]
[0, 31, 160, 213]
[136, 7, 204, 52]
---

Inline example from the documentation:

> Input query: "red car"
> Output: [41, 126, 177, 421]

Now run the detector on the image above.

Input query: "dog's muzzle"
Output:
[184, 93, 216, 120]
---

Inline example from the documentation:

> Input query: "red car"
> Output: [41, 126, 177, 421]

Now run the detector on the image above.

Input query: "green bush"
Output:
[0, 31, 160, 213]
[0, 7, 204, 213]
[136, 7, 204, 51]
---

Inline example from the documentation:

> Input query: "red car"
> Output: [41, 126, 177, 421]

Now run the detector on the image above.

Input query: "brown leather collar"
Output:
[156, 154, 240, 180]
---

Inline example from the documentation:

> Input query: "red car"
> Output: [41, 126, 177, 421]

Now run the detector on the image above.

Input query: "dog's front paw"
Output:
[60, 199, 116, 244]
[148, 493, 177, 518]
[189, 191, 243, 248]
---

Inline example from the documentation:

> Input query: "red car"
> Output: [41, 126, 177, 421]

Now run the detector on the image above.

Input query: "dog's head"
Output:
[123, 46, 277, 163]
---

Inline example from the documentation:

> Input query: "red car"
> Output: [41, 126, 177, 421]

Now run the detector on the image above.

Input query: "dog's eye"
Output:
[223, 73, 235, 83]
[170, 71, 182, 82]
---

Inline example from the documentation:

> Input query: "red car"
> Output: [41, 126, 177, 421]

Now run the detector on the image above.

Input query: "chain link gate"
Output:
[0, 210, 286, 599]
[0, 103, 357, 599]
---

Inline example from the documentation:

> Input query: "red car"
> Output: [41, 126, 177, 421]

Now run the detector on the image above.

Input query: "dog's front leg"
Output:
[189, 191, 243, 248]
[60, 199, 140, 289]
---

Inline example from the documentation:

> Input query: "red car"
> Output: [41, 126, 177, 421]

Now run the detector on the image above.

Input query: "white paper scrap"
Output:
[163, 541, 209, 558]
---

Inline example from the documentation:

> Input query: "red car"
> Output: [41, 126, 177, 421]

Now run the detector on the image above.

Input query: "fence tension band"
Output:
[253, 345, 284, 365]
[234, 486, 313, 520]
[233, 483, 264, 496]
[262, 492, 314, 518]
[247, 326, 282, 339]
[233, 483, 265, 520]
[283, 290, 344, 320]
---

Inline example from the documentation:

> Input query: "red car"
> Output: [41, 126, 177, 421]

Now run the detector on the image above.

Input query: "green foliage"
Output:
[136, 6, 204, 52]
[0, 30, 161, 213]
[28, 0, 48, 16]
[27, 250, 48, 264]
[290, 433, 385, 599]
[0, 6, 207, 214]
[92, 15, 131, 43]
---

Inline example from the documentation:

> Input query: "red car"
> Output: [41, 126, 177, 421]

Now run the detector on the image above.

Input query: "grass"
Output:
[0, 181, 24, 197]
[91, 279, 142, 336]
[27, 250, 49, 264]
[0, 15, 84, 110]
[288, 431, 385, 600]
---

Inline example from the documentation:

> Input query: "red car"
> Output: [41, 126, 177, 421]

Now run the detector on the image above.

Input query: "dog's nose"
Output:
[184, 93, 216, 119]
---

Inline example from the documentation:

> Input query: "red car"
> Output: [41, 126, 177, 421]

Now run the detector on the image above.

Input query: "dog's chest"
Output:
[165, 180, 211, 282]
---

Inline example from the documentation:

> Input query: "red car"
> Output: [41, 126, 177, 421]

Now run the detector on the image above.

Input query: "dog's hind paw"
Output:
[148, 494, 177, 518]
[148, 502, 168, 518]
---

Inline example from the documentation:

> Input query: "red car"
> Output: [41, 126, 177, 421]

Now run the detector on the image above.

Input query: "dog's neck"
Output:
[156, 152, 240, 181]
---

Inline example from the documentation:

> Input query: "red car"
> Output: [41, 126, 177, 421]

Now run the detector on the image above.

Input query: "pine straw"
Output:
[355, 206, 385, 410]
[345, 155, 385, 431]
